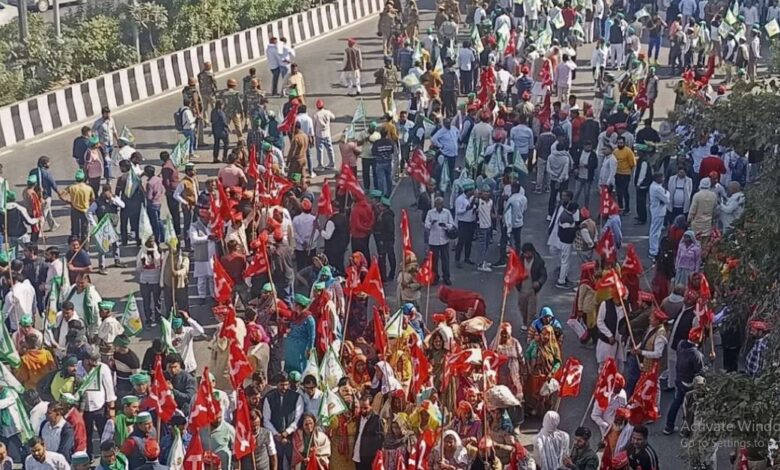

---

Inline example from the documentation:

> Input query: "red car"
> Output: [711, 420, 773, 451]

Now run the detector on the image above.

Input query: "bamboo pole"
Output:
[424, 283, 431, 326]
[498, 285, 508, 326]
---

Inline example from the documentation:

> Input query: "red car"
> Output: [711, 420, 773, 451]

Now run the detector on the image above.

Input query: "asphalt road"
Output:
[0, 2, 726, 466]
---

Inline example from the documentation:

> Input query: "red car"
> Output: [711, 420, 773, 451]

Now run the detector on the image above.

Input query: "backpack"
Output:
[173, 106, 188, 132]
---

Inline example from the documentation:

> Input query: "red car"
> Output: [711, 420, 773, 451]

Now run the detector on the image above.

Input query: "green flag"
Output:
[77, 364, 102, 395]
[470, 26, 484, 54]
[318, 345, 346, 390]
[138, 204, 154, 244]
[0, 316, 20, 368]
[121, 293, 143, 337]
[163, 218, 178, 249]
[120, 125, 135, 144]
[170, 138, 190, 169]
[90, 214, 119, 254]
[352, 100, 366, 125]
[439, 159, 451, 192]
[385, 309, 404, 338]
[0, 362, 23, 393]
[124, 169, 140, 199]
[422, 117, 436, 138]
[160, 313, 176, 353]
[0, 179, 7, 210]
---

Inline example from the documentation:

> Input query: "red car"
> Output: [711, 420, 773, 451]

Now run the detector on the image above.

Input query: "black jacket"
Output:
[575, 150, 599, 182]
[676, 340, 705, 385]
[515, 251, 548, 293]
[356, 413, 384, 463]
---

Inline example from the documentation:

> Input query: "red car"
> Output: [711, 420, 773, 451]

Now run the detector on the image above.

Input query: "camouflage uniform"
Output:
[244, 88, 265, 130]
[197, 69, 218, 124]
[445, 0, 460, 23]
[218, 87, 245, 137]
[404, 4, 420, 40]
[378, 7, 398, 55]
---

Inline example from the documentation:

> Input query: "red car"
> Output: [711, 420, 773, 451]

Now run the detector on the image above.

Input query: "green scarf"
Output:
[101, 452, 128, 470]
[113, 413, 135, 446]
[0, 389, 12, 427]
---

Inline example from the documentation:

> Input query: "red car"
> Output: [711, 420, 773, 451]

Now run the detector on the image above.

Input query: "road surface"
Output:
[0, 1, 728, 466]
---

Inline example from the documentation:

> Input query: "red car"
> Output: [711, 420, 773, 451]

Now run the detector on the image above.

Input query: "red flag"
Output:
[313, 291, 333, 356]
[184, 429, 205, 470]
[415, 251, 434, 286]
[258, 174, 294, 206]
[400, 209, 413, 256]
[212, 256, 234, 304]
[694, 299, 714, 329]
[600, 440, 614, 470]
[503, 248, 527, 289]
[597, 269, 628, 300]
[622, 243, 644, 276]
[306, 448, 322, 470]
[317, 179, 334, 216]
[216, 305, 239, 341]
[407, 429, 435, 469]
[247, 144, 260, 180]
[504, 29, 518, 56]
[344, 265, 362, 297]
[372, 307, 388, 358]
[595, 228, 617, 264]
[216, 180, 233, 222]
[336, 164, 364, 200]
[189, 367, 221, 431]
[229, 339, 254, 389]
[277, 100, 300, 134]
[372, 451, 385, 470]
[538, 91, 552, 129]
[407, 341, 431, 402]
[244, 249, 269, 278]
[600, 186, 620, 218]
[355, 259, 386, 306]
[406, 148, 430, 185]
[233, 388, 256, 459]
[737, 448, 750, 470]
[627, 363, 660, 425]
[555, 356, 583, 398]
[593, 357, 619, 410]
[208, 196, 224, 239]
[149, 355, 177, 422]
[696, 274, 712, 301]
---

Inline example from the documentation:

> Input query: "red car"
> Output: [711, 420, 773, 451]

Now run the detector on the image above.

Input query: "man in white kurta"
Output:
[171, 310, 205, 373]
[63, 276, 102, 338]
[3, 277, 38, 332]
[591, 374, 628, 437]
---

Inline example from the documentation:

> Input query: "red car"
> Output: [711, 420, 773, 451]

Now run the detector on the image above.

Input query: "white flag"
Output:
[318, 389, 349, 425]
[167, 428, 186, 470]
[386, 309, 404, 339]
[319, 346, 346, 390]
[138, 205, 154, 244]
[90, 214, 119, 254]
[121, 293, 143, 337]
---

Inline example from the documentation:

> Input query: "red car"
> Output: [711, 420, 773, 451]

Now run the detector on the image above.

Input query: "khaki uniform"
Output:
[374, 65, 399, 114]
[404, 7, 420, 40]
[378, 10, 397, 55]
[217, 88, 244, 137]
[182, 86, 204, 143]
[445, 0, 460, 22]
[197, 70, 217, 124]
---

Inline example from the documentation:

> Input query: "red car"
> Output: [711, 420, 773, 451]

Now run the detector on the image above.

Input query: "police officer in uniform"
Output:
[197, 62, 217, 125]
[217, 78, 245, 138]
[244, 78, 265, 132]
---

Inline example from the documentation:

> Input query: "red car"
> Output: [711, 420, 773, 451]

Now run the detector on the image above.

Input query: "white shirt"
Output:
[30, 401, 50, 436]
[292, 212, 318, 250]
[504, 191, 527, 230]
[473, 6, 486, 24]
[181, 106, 196, 131]
[24, 452, 70, 470]
[591, 390, 628, 437]
[476, 198, 493, 229]
[295, 114, 314, 137]
[172, 320, 205, 373]
[301, 389, 323, 415]
[76, 362, 117, 412]
[494, 14, 512, 33]
[352, 415, 371, 463]
[454, 194, 476, 222]
[599, 155, 617, 187]
[458, 48, 476, 71]
[424, 208, 455, 246]
[496, 69, 514, 93]
[265, 44, 281, 69]
[262, 392, 304, 436]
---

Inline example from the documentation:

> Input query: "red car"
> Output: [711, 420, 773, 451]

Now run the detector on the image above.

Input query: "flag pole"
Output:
[579, 393, 596, 428]
[424, 282, 431, 326]
[617, 295, 638, 350]
[498, 284, 508, 326]
[338, 293, 354, 361]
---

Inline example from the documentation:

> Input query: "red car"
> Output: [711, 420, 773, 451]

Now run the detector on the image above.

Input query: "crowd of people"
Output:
[0, 0, 770, 468]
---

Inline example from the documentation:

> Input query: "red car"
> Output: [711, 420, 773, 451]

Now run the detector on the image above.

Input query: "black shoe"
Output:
[464, 259, 475, 265]
[662, 427, 675, 435]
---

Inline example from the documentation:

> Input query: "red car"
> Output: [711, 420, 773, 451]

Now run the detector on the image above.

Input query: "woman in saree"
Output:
[326, 379, 358, 470]
[380, 389, 410, 425]
[345, 252, 370, 341]
[292, 412, 331, 469]
[426, 329, 449, 393]
[347, 352, 372, 392]
[383, 414, 416, 469]
[490, 323, 526, 403]
[524, 325, 562, 416]
[447, 401, 482, 442]
[371, 361, 404, 413]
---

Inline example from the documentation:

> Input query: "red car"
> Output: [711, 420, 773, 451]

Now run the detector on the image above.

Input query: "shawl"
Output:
[372, 361, 402, 394]
[533, 411, 570, 470]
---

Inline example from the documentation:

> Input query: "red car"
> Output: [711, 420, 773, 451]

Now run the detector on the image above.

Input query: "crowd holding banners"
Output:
[0, 0, 773, 467]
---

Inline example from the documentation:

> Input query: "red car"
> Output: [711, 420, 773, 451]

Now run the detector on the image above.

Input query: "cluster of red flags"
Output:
[336, 164, 364, 200]
[597, 268, 628, 301]
[600, 186, 620, 218]
[407, 341, 431, 402]
[627, 363, 660, 425]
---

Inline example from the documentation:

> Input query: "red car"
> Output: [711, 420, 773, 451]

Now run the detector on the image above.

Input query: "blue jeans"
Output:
[648, 36, 662, 61]
[147, 204, 163, 243]
[625, 353, 641, 397]
[183, 129, 197, 154]
[316, 136, 335, 167]
[665, 380, 692, 430]
[375, 160, 393, 197]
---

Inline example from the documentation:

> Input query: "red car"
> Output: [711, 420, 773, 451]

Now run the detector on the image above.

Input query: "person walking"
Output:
[343, 38, 363, 96]
[198, 62, 218, 124]
[454, 183, 477, 268]
[313, 100, 336, 172]
[211, 101, 231, 163]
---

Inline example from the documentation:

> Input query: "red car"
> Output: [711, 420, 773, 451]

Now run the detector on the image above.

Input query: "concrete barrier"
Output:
[0, 0, 382, 149]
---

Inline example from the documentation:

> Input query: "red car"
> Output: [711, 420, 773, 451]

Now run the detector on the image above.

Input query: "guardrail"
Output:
[0, 0, 382, 149]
